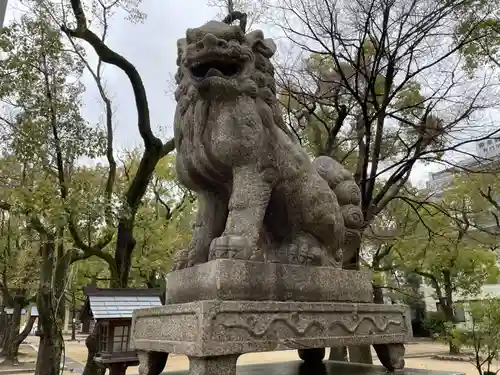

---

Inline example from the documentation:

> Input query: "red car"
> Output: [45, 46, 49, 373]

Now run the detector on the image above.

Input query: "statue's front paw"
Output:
[171, 249, 206, 270]
[297, 245, 323, 267]
[171, 249, 189, 271]
[209, 235, 260, 261]
[186, 248, 207, 268]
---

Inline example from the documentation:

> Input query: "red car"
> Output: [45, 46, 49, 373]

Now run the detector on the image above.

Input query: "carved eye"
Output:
[229, 25, 245, 41]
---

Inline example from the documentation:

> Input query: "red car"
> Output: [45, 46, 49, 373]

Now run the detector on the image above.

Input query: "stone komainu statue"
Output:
[171, 19, 363, 270]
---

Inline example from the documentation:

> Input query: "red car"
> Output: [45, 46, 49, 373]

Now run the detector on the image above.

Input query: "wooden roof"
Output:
[81, 287, 163, 320]
[4, 306, 38, 317]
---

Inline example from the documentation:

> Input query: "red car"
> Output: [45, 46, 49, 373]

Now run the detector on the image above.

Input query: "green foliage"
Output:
[391, 200, 499, 298]
[451, 172, 500, 233]
[453, 1, 500, 75]
[279, 43, 447, 172]
[0, 212, 39, 305]
[68, 258, 110, 302]
[423, 309, 469, 353]
[129, 154, 195, 286]
[423, 311, 448, 339]
[456, 298, 500, 375]
[0, 8, 106, 231]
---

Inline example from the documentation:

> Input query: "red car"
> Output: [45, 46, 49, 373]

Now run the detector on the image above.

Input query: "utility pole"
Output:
[0, 0, 7, 28]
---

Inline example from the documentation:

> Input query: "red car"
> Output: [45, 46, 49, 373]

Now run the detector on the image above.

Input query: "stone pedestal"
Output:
[159, 360, 465, 375]
[131, 260, 413, 375]
[165, 259, 374, 303]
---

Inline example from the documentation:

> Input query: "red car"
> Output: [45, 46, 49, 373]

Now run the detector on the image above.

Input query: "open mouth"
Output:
[190, 60, 243, 80]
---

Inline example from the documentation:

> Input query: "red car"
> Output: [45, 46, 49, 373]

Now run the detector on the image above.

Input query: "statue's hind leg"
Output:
[210, 165, 272, 261]
[295, 174, 345, 266]
[172, 190, 228, 270]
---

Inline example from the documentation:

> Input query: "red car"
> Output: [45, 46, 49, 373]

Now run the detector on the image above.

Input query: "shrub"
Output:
[423, 311, 447, 339]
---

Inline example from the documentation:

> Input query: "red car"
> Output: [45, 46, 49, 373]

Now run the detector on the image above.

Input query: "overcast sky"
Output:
[6, 0, 220, 149]
[3, 0, 445, 186]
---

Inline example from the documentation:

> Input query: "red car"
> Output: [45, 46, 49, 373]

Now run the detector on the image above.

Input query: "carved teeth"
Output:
[205, 68, 224, 78]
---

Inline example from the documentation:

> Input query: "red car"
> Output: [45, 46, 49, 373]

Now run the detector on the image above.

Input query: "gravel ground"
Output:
[24, 336, 498, 375]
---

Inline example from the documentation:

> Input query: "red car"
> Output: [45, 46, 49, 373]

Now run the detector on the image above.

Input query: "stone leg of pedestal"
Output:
[298, 348, 325, 362]
[374, 343, 406, 371]
[137, 351, 169, 375]
[189, 355, 239, 375]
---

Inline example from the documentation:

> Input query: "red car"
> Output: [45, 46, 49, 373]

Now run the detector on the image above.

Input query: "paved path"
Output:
[29, 342, 85, 374]
[62, 355, 85, 373]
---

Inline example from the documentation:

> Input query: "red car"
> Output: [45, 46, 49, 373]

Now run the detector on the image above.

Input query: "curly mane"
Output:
[173, 27, 294, 143]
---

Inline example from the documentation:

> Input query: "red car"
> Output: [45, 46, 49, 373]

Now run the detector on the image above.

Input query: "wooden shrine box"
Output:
[81, 287, 163, 372]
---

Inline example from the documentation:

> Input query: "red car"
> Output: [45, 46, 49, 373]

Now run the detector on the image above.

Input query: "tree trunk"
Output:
[81, 318, 90, 334]
[35, 328, 63, 375]
[81, 322, 105, 375]
[449, 341, 460, 355]
[35, 239, 65, 375]
[71, 294, 76, 341]
[1, 302, 22, 363]
[5, 315, 36, 364]
[17, 316, 36, 344]
[1, 317, 11, 351]
[114, 218, 136, 288]
[439, 292, 460, 355]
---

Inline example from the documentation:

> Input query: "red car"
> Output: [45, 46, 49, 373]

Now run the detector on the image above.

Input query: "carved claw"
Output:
[172, 247, 208, 270]
[209, 235, 255, 261]
[297, 246, 323, 267]
[186, 249, 208, 268]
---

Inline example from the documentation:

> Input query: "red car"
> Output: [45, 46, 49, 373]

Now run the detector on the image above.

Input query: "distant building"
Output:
[477, 137, 500, 160]
[426, 138, 500, 201]
[421, 284, 500, 330]
[0, 0, 7, 29]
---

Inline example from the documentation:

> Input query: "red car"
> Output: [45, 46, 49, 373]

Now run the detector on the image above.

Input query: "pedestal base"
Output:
[166, 259, 373, 304]
[150, 360, 465, 375]
[131, 300, 412, 374]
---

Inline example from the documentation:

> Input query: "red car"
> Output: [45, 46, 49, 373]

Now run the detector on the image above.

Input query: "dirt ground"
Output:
[33, 338, 500, 375]
[0, 344, 37, 374]
[149, 344, 499, 375]
[64, 340, 500, 375]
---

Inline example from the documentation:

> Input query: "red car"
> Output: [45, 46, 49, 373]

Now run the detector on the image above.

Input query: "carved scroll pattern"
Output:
[217, 312, 406, 340]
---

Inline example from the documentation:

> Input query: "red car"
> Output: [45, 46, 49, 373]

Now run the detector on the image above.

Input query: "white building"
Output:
[0, 0, 7, 29]
[426, 138, 500, 199]
[421, 284, 500, 329]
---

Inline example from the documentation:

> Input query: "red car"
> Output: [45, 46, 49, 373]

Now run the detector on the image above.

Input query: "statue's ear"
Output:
[262, 38, 277, 57]
[246, 30, 276, 58]
[176, 38, 186, 67]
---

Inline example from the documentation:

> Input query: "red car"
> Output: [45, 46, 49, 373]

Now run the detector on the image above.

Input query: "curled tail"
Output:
[313, 156, 364, 267]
